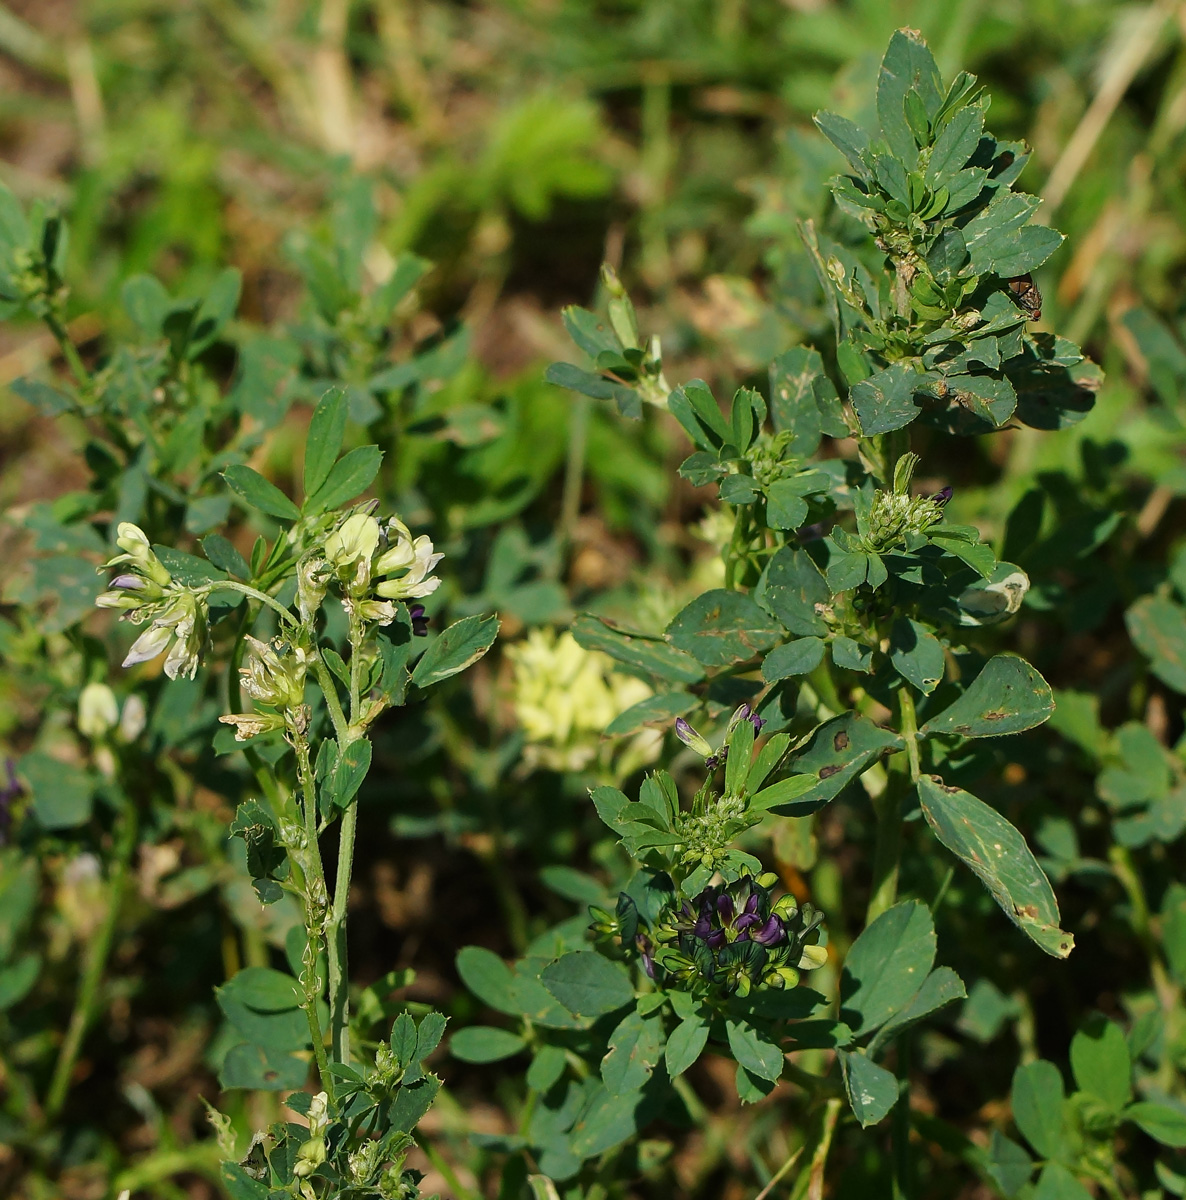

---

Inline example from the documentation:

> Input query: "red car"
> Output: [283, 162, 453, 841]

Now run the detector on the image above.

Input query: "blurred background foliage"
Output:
[4, 1, 1186, 1198]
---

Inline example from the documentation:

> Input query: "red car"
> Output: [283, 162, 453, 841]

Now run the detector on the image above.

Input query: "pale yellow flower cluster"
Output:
[507, 629, 661, 776]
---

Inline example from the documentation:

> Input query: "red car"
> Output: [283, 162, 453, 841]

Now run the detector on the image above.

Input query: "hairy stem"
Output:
[45, 796, 137, 1120]
[292, 725, 333, 1094]
[327, 611, 366, 1064]
[216, 580, 301, 630]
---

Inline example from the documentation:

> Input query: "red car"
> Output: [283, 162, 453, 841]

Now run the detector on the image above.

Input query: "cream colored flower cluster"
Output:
[507, 629, 660, 776]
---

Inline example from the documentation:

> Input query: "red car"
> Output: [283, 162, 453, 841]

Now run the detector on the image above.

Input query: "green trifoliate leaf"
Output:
[850, 362, 932, 436]
[665, 1014, 709, 1079]
[456, 947, 520, 1016]
[876, 29, 942, 163]
[1031, 1164, 1093, 1200]
[451, 1026, 526, 1064]
[917, 776, 1073, 958]
[985, 1129, 1033, 1198]
[1126, 1102, 1186, 1147]
[748, 773, 822, 813]
[1069, 1015, 1131, 1113]
[572, 614, 705, 684]
[304, 444, 383, 513]
[411, 614, 499, 688]
[541, 952, 634, 1018]
[783, 713, 902, 813]
[666, 590, 782, 667]
[222, 464, 301, 521]
[762, 637, 826, 682]
[601, 1008, 665, 1095]
[840, 901, 936, 1038]
[725, 1018, 784, 1083]
[925, 103, 984, 185]
[889, 617, 945, 693]
[562, 305, 620, 360]
[813, 111, 870, 176]
[302, 388, 347, 498]
[942, 374, 1017, 429]
[604, 691, 696, 736]
[756, 546, 830, 636]
[1126, 595, 1186, 693]
[1011, 1059, 1069, 1159]
[922, 653, 1053, 737]
[831, 636, 874, 673]
[839, 1050, 900, 1127]
[868, 967, 965, 1054]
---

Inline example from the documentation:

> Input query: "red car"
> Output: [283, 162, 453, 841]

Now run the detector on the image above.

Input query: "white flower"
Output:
[78, 682, 119, 738]
[375, 519, 443, 600]
[123, 622, 174, 668]
[324, 512, 380, 569]
[238, 636, 307, 708]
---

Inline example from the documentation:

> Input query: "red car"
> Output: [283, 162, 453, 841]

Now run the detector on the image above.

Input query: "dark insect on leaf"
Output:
[1007, 274, 1042, 321]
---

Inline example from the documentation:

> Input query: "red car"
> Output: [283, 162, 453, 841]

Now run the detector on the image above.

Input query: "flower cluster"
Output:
[862, 452, 951, 554]
[598, 872, 826, 1000]
[219, 635, 309, 741]
[508, 628, 659, 774]
[314, 507, 443, 626]
[96, 523, 209, 679]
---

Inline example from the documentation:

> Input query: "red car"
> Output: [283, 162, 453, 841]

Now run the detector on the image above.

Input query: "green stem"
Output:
[560, 394, 590, 550]
[215, 581, 301, 630]
[897, 685, 922, 783]
[45, 796, 138, 1120]
[891, 1036, 913, 1200]
[326, 612, 366, 1064]
[43, 307, 92, 394]
[756, 1145, 804, 1200]
[1110, 845, 1180, 1016]
[292, 726, 333, 1094]
[867, 687, 919, 924]
[309, 652, 351, 743]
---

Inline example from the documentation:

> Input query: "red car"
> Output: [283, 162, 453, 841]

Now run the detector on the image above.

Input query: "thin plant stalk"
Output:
[327, 610, 366, 1063]
[44, 796, 137, 1120]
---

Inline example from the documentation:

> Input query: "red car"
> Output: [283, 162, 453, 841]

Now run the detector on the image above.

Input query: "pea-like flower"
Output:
[219, 636, 308, 741]
[374, 517, 443, 600]
[96, 525, 209, 679]
[238, 636, 307, 709]
[313, 510, 443, 627]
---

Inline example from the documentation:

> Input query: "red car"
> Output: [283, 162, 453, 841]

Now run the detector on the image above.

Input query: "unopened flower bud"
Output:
[674, 717, 713, 758]
[292, 1137, 326, 1178]
[307, 1090, 330, 1138]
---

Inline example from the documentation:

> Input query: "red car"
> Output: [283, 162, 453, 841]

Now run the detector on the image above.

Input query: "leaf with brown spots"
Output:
[777, 714, 903, 814]
[666, 589, 783, 667]
[922, 654, 1053, 739]
[917, 775, 1073, 958]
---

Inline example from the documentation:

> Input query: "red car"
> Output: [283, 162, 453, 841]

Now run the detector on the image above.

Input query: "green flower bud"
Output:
[292, 1136, 326, 1178]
